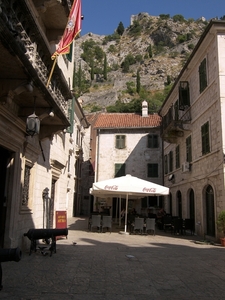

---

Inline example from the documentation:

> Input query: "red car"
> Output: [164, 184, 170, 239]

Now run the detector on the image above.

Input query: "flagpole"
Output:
[46, 57, 57, 88]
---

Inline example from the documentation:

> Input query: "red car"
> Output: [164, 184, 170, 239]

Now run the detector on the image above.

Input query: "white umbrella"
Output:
[90, 174, 169, 233]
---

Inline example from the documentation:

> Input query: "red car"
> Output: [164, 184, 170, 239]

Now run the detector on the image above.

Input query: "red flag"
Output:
[51, 0, 82, 60]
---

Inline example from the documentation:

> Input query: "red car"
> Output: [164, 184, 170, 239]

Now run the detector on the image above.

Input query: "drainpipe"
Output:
[95, 129, 100, 183]
[94, 129, 100, 211]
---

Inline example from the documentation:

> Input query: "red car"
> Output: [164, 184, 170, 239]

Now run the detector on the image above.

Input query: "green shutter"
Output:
[164, 155, 168, 174]
[186, 136, 192, 162]
[115, 163, 126, 177]
[116, 135, 125, 149]
[174, 100, 179, 120]
[199, 58, 207, 93]
[66, 97, 74, 134]
[201, 122, 210, 154]
[176, 145, 180, 169]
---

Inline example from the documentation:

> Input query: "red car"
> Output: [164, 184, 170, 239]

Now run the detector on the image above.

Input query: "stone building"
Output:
[82, 102, 164, 217]
[159, 20, 225, 241]
[0, 0, 88, 250]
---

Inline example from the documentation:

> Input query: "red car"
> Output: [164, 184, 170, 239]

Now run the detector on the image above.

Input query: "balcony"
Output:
[161, 104, 191, 143]
[0, 0, 72, 139]
[161, 81, 191, 143]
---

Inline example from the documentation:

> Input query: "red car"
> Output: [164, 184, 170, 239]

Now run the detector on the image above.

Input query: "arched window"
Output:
[176, 190, 182, 218]
[205, 185, 215, 237]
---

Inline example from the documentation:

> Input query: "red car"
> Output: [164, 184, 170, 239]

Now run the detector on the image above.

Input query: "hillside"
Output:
[73, 13, 208, 113]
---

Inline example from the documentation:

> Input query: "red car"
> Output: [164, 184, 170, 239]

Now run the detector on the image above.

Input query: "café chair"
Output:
[91, 214, 101, 232]
[133, 217, 144, 234]
[102, 215, 112, 233]
[145, 218, 155, 235]
[162, 215, 172, 232]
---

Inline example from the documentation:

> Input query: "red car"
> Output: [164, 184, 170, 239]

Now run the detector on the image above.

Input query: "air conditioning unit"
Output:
[182, 161, 190, 172]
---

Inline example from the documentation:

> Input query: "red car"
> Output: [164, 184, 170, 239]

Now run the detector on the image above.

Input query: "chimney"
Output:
[142, 100, 148, 117]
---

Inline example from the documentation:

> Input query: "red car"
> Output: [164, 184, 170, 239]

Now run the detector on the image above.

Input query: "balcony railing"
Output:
[161, 104, 191, 143]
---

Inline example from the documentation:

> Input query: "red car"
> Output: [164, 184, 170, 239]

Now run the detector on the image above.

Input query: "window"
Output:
[147, 163, 158, 177]
[164, 155, 168, 174]
[115, 163, 126, 177]
[169, 151, 173, 173]
[201, 121, 210, 155]
[186, 135, 192, 162]
[199, 58, 207, 93]
[175, 145, 180, 169]
[179, 81, 190, 110]
[22, 164, 32, 207]
[148, 134, 158, 148]
[115, 135, 126, 149]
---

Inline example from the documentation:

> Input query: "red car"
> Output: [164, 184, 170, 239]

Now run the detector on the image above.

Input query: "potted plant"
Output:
[216, 210, 225, 246]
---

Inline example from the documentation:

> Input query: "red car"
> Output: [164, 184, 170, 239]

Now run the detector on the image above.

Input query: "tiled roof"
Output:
[93, 113, 161, 129]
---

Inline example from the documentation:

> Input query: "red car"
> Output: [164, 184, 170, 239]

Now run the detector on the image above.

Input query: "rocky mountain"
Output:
[73, 13, 208, 113]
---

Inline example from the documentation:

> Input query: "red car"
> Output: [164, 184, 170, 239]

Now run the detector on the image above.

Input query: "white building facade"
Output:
[159, 20, 225, 241]
[87, 103, 164, 217]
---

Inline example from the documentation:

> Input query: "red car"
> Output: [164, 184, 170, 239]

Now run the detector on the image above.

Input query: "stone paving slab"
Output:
[1, 217, 225, 299]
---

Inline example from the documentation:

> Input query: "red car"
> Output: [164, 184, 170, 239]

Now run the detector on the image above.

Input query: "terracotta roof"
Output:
[93, 113, 161, 129]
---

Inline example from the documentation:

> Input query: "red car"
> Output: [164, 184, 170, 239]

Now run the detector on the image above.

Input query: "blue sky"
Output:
[80, 0, 225, 36]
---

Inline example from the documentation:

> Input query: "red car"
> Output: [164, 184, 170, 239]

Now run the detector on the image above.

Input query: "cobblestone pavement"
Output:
[1, 217, 225, 300]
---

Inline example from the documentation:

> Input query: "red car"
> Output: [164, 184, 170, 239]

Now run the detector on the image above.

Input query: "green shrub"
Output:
[217, 210, 225, 237]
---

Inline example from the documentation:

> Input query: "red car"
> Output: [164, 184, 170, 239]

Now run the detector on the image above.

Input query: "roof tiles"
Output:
[93, 113, 161, 129]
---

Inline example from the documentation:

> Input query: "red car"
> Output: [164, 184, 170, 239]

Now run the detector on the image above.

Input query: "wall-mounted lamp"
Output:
[168, 174, 175, 181]
[26, 113, 40, 136]
[39, 109, 54, 120]
[26, 96, 40, 137]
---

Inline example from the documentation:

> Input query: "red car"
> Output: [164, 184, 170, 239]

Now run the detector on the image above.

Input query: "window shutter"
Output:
[116, 135, 125, 149]
[175, 145, 180, 169]
[186, 135, 192, 162]
[199, 58, 207, 93]
[164, 155, 168, 174]
[174, 100, 179, 120]
[66, 97, 74, 134]
[201, 122, 210, 154]
[115, 163, 126, 177]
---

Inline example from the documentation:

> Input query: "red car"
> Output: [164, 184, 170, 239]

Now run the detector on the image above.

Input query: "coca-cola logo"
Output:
[142, 187, 156, 193]
[104, 185, 118, 191]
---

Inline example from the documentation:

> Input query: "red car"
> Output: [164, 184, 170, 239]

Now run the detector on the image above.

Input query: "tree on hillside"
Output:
[136, 70, 141, 94]
[117, 21, 125, 36]
[90, 59, 94, 80]
[172, 14, 185, 23]
[103, 54, 107, 80]
[148, 44, 153, 58]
